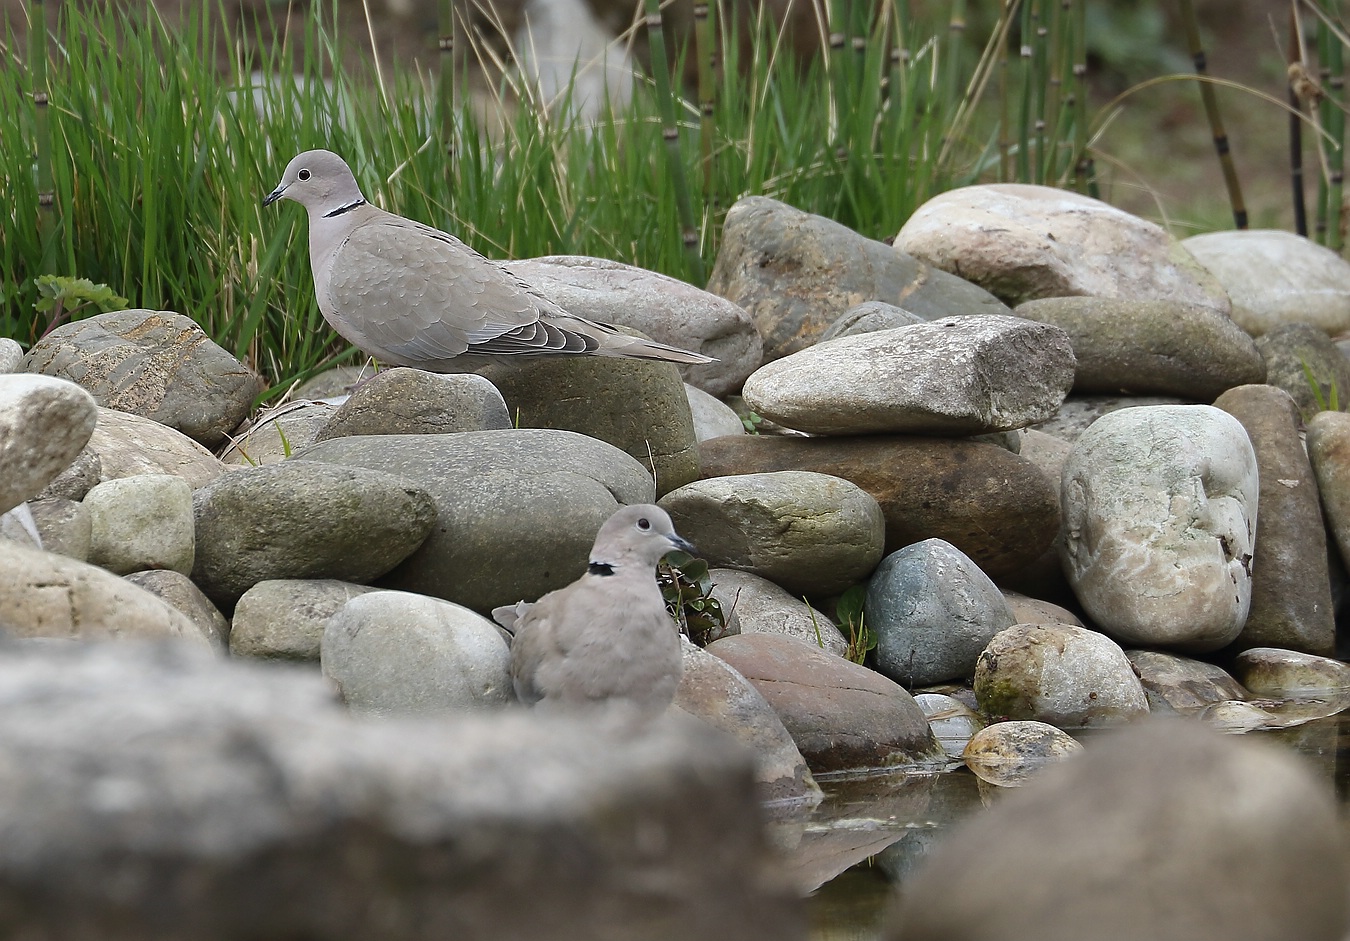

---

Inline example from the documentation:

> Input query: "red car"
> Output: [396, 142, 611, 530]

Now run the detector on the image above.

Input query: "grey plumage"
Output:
[495, 504, 694, 716]
[263, 150, 714, 369]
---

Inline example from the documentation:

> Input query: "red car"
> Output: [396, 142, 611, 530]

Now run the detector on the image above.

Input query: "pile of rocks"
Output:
[6, 182, 1350, 936]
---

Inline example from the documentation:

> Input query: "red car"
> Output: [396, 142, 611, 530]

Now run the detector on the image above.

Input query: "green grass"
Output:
[0, 0, 1310, 398]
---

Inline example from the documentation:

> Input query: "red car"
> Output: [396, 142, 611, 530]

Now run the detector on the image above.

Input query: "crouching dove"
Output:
[263, 150, 714, 369]
[494, 504, 695, 717]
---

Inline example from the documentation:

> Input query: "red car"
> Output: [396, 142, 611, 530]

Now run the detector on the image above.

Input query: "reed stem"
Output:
[1177, 0, 1247, 229]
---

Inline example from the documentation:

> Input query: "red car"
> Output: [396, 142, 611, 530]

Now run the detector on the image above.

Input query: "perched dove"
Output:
[495, 504, 695, 717]
[263, 150, 714, 369]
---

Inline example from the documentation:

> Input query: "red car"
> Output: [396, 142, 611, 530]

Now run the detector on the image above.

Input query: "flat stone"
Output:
[894, 184, 1231, 310]
[1014, 297, 1264, 399]
[321, 590, 513, 716]
[660, 471, 885, 596]
[1060, 405, 1258, 651]
[699, 434, 1060, 579]
[707, 633, 945, 773]
[1215, 385, 1334, 654]
[867, 539, 1016, 687]
[887, 720, 1349, 941]
[191, 461, 438, 607]
[741, 315, 1075, 435]
[685, 384, 745, 442]
[707, 195, 1009, 361]
[0, 374, 98, 515]
[504, 255, 763, 396]
[1184, 228, 1350, 336]
[21, 309, 264, 447]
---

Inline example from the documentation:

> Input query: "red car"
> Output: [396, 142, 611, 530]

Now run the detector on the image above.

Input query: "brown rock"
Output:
[698, 434, 1059, 579]
[706, 633, 944, 773]
[1215, 385, 1334, 655]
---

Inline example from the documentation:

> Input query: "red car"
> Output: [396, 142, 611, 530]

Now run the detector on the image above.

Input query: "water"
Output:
[796, 711, 1350, 941]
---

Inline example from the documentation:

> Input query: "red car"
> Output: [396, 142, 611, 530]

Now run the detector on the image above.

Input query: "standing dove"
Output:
[495, 504, 695, 717]
[263, 150, 713, 369]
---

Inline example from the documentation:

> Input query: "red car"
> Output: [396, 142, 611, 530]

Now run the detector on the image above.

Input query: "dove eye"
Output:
[297, 168, 311, 181]
[637, 518, 651, 531]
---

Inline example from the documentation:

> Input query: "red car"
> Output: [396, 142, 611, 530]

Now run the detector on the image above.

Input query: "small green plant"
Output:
[658, 550, 730, 646]
[740, 411, 764, 434]
[1301, 357, 1341, 414]
[33, 275, 128, 337]
[835, 585, 878, 665]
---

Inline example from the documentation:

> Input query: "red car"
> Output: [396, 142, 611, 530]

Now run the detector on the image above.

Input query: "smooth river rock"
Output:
[1059, 405, 1258, 651]
[0, 374, 98, 515]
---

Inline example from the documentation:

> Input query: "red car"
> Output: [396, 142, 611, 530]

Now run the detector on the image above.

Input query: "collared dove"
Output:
[494, 504, 695, 716]
[263, 150, 714, 369]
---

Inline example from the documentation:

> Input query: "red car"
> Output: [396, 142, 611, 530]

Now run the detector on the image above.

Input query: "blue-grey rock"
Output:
[866, 539, 1016, 686]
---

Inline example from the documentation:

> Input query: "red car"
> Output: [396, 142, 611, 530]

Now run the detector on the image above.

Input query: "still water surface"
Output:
[797, 711, 1350, 940]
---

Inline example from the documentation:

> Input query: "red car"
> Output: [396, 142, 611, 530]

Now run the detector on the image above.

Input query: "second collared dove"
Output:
[263, 150, 714, 369]
[494, 504, 695, 716]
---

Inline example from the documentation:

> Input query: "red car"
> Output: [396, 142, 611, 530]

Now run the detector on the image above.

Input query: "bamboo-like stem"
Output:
[437, 0, 456, 173]
[1015, 0, 1035, 182]
[29, 0, 57, 275]
[1042, 0, 1067, 182]
[1289, 3, 1310, 237]
[1068, 0, 1092, 193]
[642, 0, 703, 282]
[694, 0, 716, 192]
[998, 3, 1012, 181]
[1320, 6, 1345, 251]
[1177, 0, 1247, 228]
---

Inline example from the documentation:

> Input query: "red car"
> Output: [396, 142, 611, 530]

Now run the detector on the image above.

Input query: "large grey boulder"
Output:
[895, 184, 1231, 311]
[660, 471, 885, 596]
[0, 638, 802, 941]
[21, 309, 264, 447]
[707, 196, 1010, 361]
[0, 374, 98, 515]
[886, 719, 1348, 941]
[191, 461, 438, 607]
[230, 578, 379, 661]
[740, 316, 1075, 436]
[83, 407, 226, 488]
[84, 473, 196, 576]
[1060, 405, 1258, 651]
[295, 431, 655, 613]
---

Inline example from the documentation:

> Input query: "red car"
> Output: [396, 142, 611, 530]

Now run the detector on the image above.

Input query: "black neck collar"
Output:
[323, 198, 367, 218]
[588, 561, 615, 577]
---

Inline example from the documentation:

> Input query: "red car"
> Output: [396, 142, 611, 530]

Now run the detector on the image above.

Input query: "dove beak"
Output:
[261, 181, 289, 207]
[668, 534, 698, 557]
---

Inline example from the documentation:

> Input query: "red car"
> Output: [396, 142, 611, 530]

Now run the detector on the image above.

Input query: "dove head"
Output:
[262, 149, 367, 214]
[588, 505, 696, 574]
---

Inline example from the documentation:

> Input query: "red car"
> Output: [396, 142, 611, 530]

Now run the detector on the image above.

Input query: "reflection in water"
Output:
[799, 711, 1350, 941]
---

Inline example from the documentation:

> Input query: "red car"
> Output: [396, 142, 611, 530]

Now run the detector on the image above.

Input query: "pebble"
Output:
[707, 568, 847, 657]
[84, 474, 195, 576]
[1126, 650, 1248, 714]
[0, 374, 98, 515]
[1232, 647, 1350, 695]
[313, 368, 510, 440]
[960, 719, 1082, 788]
